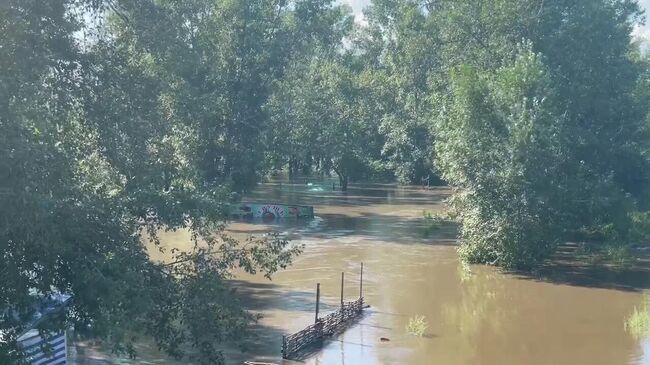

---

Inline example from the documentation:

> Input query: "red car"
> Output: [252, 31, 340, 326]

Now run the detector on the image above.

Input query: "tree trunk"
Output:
[339, 174, 348, 192]
[288, 158, 295, 180]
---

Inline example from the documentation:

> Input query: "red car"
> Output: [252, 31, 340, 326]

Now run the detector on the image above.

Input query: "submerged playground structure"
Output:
[229, 202, 314, 220]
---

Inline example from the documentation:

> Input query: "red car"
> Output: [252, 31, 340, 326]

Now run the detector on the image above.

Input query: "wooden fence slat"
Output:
[281, 297, 364, 359]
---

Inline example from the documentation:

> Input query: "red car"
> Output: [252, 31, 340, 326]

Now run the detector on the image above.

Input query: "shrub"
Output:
[630, 211, 650, 244]
[406, 315, 428, 337]
[625, 294, 650, 340]
[434, 48, 565, 269]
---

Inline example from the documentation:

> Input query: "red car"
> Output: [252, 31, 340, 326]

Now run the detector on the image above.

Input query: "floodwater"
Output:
[75, 179, 650, 365]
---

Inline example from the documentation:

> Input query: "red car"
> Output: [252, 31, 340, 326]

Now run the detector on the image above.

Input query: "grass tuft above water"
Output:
[406, 315, 428, 337]
[625, 293, 650, 340]
[422, 211, 453, 237]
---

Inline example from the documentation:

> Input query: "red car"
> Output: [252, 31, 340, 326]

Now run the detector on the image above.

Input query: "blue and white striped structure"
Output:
[18, 329, 67, 365]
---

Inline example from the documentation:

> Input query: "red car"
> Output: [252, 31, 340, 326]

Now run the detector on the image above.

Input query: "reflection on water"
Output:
[75, 178, 650, 364]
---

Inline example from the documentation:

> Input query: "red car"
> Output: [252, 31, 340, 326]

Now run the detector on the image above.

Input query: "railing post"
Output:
[360, 262, 363, 299]
[283, 273, 368, 359]
[315, 283, 320, 323]
[340, 272, 345, 307]
[282, 335, 287, 358]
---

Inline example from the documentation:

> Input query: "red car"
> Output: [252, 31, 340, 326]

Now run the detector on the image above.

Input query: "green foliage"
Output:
[625, 293, 650, 340]
[0, 0, 332, 363]
[2, 0, 650, 362]
[406, 314, 428, 337]
[106, 0, 351, 192]
[603, 245, 635, 266]
[268, 0, 444, 185]
[432, 0, 650, 268]
[423, 211, 446, 227]
[266, 57, 386, 190]
[356, 1, 440, 184]
[573, 210, 650, 265]
[435, 45, 567, 268]
[421, 210, 452, 237]
[457, 261, 474, 283]
[629, 211, 650, 243]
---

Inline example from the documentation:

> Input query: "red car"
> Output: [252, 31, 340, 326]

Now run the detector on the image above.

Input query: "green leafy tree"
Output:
[267, 57, 386, 190]
[1, 1, 307, 363]
[355, 0, 441, 184]
[435, 46, 568, 267]
[107, 0, 351, 192]
[433, 0, 650, 267]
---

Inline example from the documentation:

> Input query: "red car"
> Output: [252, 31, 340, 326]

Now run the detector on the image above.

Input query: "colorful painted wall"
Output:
[229, 202, 314, 220]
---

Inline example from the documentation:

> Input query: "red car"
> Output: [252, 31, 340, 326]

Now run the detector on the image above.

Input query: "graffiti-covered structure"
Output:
[230, 202, 314, 220]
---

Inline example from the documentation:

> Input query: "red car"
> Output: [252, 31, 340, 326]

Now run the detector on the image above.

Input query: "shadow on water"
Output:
[112, 178, 650, 364]
[71, 311, 296, 365]
[231, 179, 650, 364]
[228, 212, 458, 246]
[245, 180, 450, 209]
[305, 212, 458, 245]
[508, 247, 650, 292]
[224, 284, 372, 364]
[227, 320, 294, 362]
[229, 280, 340, 313]
[278, 312, 371, 363]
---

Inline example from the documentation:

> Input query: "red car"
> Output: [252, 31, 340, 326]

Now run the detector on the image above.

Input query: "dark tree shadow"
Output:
[289, 211, 458, 246]
[243, 181, 451, 209]
[508, 245, 650, 292]
[228, 211, 459, 246]
[229, 280, 339, 313]
[224, 288, 371, 364]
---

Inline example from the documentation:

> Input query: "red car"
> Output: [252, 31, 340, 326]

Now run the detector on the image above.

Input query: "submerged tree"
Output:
[105, 0, 351, 192]
[357, 0, 442, 184]
[433, 0, 650, 267]
[266, 57, 386, 190]
[435, 46, 568, 267]
[2, 2, 650, 364]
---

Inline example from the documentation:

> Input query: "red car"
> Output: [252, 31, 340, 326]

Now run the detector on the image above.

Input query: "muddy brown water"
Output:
[73, 179, 650, 365]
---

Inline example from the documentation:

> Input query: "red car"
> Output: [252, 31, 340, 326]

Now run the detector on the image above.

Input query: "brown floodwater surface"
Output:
[75, 179, 650, 365]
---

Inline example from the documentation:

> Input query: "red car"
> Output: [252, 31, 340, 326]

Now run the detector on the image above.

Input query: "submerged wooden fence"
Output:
[281, 264, 365, 360]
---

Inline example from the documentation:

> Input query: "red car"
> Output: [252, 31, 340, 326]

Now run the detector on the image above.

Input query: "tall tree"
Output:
[432, 0, 650, 267]
[435, 45, 568, 267]
[356, 0, 442, 184]
[267, 57, 386, 190]
[108, 0, 351, 192]
[0, 1, 313, 363]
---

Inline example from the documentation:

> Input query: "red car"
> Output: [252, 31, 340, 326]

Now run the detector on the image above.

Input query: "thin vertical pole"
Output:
[315, 283, 320, 323]
[282, 335, 287, 358]
[340, 272, 345, 307]
[360, 262, 363, 299]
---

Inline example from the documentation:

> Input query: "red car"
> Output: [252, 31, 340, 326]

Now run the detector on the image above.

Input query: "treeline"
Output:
[1, 0, 649, 363]
[270, 0, 650, 267]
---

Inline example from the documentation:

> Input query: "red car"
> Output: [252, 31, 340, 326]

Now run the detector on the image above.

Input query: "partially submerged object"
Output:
[4, 293, 72, 364]
[230, 202, 314, 220]
[281, 264, 365, 360]
[18, 328, 67, 365]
